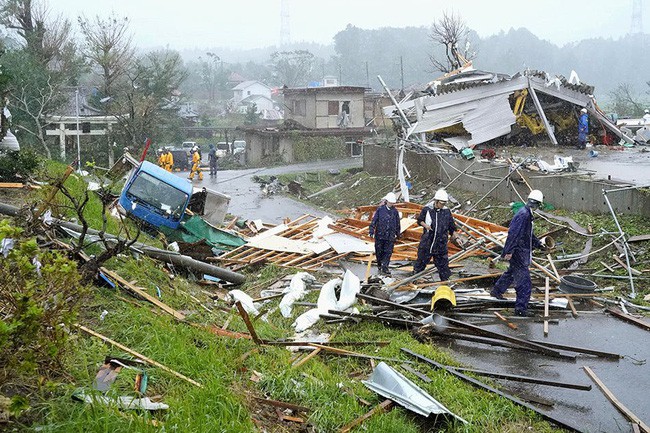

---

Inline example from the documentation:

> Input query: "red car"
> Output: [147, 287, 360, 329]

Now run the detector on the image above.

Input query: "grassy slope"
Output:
[17, 163, 649, 432]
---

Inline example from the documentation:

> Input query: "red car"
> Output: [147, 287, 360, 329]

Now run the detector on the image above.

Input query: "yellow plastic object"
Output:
[431, 285, 457, 311]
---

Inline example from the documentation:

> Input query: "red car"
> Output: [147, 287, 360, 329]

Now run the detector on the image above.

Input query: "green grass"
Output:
[9, 163, 649, 432]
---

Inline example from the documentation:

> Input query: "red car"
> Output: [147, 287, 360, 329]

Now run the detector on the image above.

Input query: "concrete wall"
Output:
[363, 145, 650, 215]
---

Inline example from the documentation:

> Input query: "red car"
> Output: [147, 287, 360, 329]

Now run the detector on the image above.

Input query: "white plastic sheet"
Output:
[279, 272, 315, 317]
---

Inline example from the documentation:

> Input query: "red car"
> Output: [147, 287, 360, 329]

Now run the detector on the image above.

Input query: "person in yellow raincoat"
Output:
[162, 148, 174, 172]
[157, 148, 165, 169]
[188, 146, 203, 180]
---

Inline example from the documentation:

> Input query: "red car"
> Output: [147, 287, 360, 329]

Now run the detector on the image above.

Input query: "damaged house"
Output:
[384, 68, 634, 151]
[240, 85, 372, 165]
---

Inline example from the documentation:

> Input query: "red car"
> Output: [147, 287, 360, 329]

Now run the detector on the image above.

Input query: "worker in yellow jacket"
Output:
[162, 148, 174, 172]
[188, 146, 203, 180]
[157, 148, 165, 169]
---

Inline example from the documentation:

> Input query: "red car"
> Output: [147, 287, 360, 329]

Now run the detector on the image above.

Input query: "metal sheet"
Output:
[362, 362, 467, 423]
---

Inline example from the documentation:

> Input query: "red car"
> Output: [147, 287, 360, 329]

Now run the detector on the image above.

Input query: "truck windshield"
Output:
[126, 172, 188, 218]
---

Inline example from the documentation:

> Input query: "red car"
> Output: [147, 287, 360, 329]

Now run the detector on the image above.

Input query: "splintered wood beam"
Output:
[583, 366, 650, 432]
[339, 399, 393, 433]
[235, 301, 263, 344]
[76, 324, 202, 388]
[606, 307, 650, 331]
[252, 396, 310, 413]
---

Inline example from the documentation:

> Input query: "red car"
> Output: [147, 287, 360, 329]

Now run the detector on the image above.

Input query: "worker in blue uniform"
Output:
[491, 189, 546, 316]
[369, 192, 401, 276]
[577, 108, 589, 149]
[412, 189, 459, 281]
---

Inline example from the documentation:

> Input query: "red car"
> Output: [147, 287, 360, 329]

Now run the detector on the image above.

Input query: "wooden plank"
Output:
[100, 267, 186, 321]
[235, 301, 263, 344]
[339, 399, 393, 433]
[628, 234, 650, 243]
[0, 182, 24, 188]
[77, 324, 202, 388]
[583, 366, 650, 433]
[547, 254, 561, 282]
[613, 255, 642, 276]
[452, 366, 591, 390]
[252, 396, 310, 413]
[494, 311, 518, 330]
[544, 277, 550, 337]
[600, 261, 617, 273]
[567, 298, 579, 318]
[606, 307, 650, 331]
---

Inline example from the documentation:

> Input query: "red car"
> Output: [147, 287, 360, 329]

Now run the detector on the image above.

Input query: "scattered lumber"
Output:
[583, 367, 650, 433]
[339, 399, 393, 433]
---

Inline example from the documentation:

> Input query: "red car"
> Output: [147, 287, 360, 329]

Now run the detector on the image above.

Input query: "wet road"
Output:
[440, 308, 650, 432]
[181, 158, 363, 224]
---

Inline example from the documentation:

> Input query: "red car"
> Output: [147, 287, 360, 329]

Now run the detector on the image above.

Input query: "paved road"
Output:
[181, 158, 364, 224]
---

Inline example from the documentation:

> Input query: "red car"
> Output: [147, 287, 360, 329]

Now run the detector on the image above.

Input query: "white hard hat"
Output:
[645, 109, 649, 114]
[528, 189, 544, 203]
[433, 189, 449, 202]
[580, 108, 587, 113]
[384, 192, 397, 203]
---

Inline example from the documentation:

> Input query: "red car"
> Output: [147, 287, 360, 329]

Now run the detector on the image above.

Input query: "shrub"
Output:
[0, 220, 87, 375]
[0, 150, 41, 182]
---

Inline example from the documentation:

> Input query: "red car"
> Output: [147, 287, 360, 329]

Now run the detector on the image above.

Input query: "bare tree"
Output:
[270, 50, 314, 87]
[0, 0, 74, 66]
[429, 12, 475, 73]
[78, 13, 134, 98]
[608, 83, 644, 117]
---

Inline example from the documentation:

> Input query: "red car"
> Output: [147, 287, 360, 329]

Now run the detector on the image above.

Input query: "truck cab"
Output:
[118, 161, 193, 229]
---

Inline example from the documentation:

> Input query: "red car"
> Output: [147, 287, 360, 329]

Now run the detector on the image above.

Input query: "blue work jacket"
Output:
[501, 205, 542, 265]
[578, 113, 589, 141]
[369, 205, 400, 241]
[417, 206, 456, 254]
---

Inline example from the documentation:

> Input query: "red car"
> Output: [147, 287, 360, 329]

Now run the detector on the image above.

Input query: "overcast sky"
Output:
[52, 0, 643, 50]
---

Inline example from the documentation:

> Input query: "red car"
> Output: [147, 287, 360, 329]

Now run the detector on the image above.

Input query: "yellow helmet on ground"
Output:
[431, 285, 456, 311]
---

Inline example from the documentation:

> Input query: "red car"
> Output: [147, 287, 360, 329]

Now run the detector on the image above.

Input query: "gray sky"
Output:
[53, 0, 642, 50]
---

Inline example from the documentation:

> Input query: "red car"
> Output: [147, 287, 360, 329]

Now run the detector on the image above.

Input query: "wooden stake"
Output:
[567, 298, 579, 318]
[76, 324, 202, 388]
[339, 399, 393, 433]
[544, 277, 550, 337]
[494, 311, 518, 330]
[365, 255, 373, 281]
[583, 366, 650, 432]
[547, 254, 561, 282]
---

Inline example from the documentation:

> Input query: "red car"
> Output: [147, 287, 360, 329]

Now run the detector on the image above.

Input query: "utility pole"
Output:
[338, 63, 342, 85]
[280, 0, 291, 47]
[75, 88, 82, 173]
[400, 56, 404, 90]
[365, 61, 370, 88]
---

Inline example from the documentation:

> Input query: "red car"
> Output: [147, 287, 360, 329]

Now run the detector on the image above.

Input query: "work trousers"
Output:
[209, 160, 217, 176]
[189, 162, 203, 180]
[492, 253, 532, 313]
[374, 239, 395, 272]
[413, 246, 451, 281]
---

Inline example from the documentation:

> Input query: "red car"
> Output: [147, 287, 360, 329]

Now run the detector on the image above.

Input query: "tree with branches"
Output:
[429, 12, 475, 73]
[270, 50, 314, 87]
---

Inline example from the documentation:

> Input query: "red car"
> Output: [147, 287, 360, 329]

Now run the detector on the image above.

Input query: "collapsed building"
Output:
[383, 67, 634, 151]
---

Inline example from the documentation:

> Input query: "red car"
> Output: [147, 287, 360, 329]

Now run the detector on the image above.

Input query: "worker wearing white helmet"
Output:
[577, 108, 589, 149]
[369, 192, 400, 276]
[412, 189, 460, 281]
[491, 189, 547, 316]
[188, 145, 203, 181]
[643, 109, 650, 125]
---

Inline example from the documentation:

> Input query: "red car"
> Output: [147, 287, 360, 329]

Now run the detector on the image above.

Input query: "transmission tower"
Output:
[631, 0, 643, 34]
[280, 0, 291, 47]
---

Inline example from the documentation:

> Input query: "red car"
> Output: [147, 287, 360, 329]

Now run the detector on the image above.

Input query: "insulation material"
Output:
[280, 272, 315, 317]
[228, 290, 260, 316]
[293, 271, 360, 332]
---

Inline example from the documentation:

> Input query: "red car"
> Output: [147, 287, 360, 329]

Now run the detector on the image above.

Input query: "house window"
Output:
[292, 99, 306, 116]
[328, 101, 339, 115]
[247, 91, 251, 95]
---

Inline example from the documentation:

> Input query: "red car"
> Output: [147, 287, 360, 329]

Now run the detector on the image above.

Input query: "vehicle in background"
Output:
[182, 141, 197, 150]
[232, 140, 246, 155]
[216, 142, 229, 158]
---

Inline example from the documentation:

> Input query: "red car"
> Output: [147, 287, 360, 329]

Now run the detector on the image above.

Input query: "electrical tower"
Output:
[280, 0, 291, 47]
[631, 0, 643, 34]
